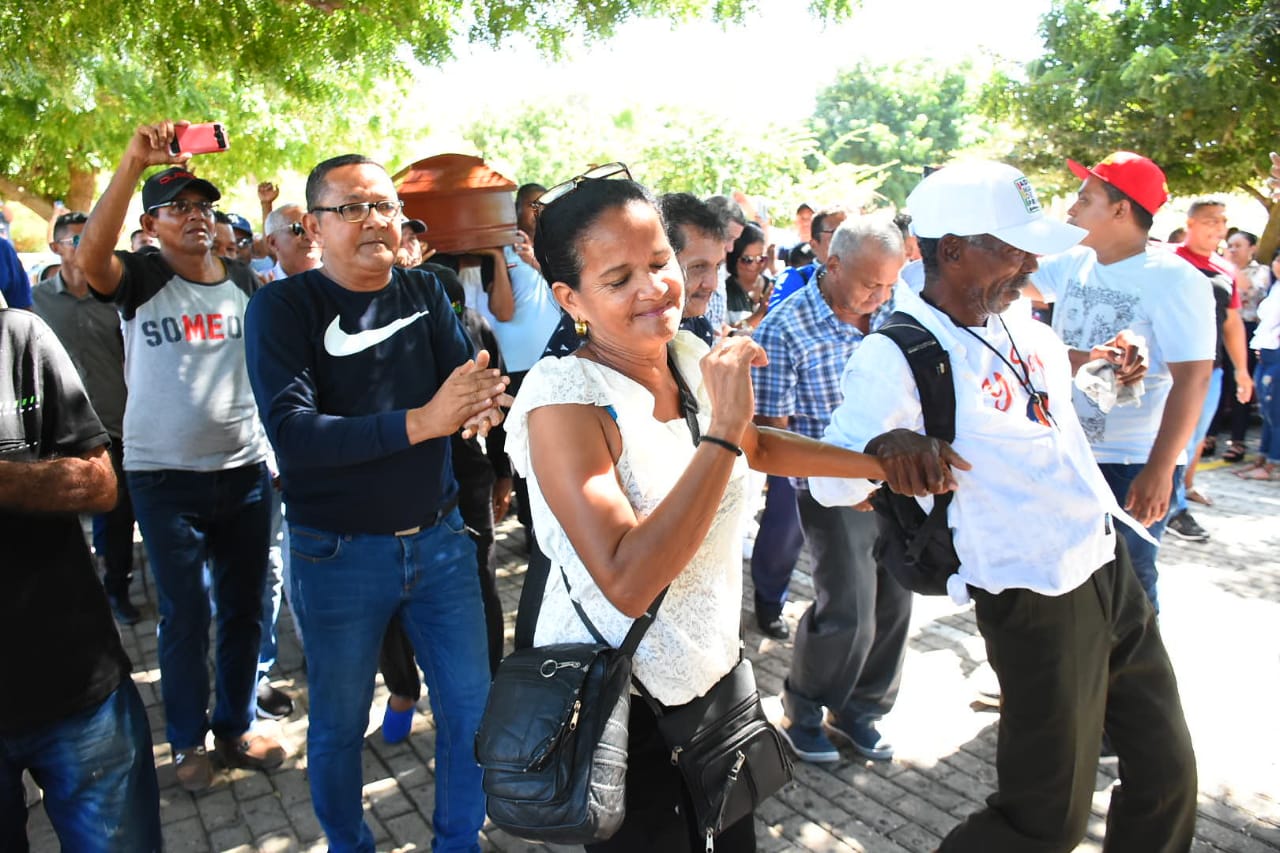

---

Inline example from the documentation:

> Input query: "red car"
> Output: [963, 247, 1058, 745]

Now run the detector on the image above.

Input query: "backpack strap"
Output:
[873, 312, 957, 560]
[874, 312, 956, 443]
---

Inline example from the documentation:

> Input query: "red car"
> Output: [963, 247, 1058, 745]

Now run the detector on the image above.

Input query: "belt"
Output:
[392, 498, 459, 537]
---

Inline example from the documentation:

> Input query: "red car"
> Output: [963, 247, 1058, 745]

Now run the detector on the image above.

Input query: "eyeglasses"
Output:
[272, 221, 308, 238]
[54, 234, 82, 248]
[740, 254, 768, 264]
[309, 200, 404, 223]
[234, 236, 252, 249]
[532, 162, 632, 211]
[149, 199, 217, 217]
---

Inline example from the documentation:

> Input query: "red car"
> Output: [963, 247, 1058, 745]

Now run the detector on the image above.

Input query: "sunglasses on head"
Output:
[531, 162, 632, 212]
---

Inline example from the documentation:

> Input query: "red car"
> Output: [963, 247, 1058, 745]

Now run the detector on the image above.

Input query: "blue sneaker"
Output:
[778, 718, 840, 763]
[823, 714, 894, 761]
[382, 701, 414, 744]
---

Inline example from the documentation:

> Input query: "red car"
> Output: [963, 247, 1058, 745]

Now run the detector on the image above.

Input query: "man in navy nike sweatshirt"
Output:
[245, 154, 510, 853]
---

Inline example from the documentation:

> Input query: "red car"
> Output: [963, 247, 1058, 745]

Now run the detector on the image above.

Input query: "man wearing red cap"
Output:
[1030, 151, 1216, 613]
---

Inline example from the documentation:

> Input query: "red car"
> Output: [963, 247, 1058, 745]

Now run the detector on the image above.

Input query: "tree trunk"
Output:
[1258, 201, 1280, 266]
[0, 176, 54, 220]
[67, 165, 97, 213]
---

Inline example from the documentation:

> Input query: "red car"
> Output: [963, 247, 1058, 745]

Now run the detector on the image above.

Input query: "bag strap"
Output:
[873, 312, 957, 558]
[668, 342, 701, 443]
[560, 565, 670, 656]
[874, 312, 956, 444]
[513, 547, 550, 651]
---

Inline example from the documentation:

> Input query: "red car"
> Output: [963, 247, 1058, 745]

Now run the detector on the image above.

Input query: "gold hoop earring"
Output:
[574, 318, 589, 337]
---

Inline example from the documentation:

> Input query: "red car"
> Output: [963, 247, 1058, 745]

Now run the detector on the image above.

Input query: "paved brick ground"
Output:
[24, 461, 1280, 852]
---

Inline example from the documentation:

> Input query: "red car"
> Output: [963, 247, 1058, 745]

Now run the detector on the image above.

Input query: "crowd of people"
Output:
[3, 119, 1280, 853]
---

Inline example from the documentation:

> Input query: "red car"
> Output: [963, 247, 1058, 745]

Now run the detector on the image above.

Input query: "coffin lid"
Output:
[393, 154, 516, 196]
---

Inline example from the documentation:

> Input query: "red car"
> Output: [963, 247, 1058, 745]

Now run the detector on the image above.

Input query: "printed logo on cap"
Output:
[158, 170, 196, 185]
[1014, 177, 1042, 214]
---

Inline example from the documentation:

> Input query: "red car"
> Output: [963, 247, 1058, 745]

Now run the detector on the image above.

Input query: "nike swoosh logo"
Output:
[323, 311, 429, 357]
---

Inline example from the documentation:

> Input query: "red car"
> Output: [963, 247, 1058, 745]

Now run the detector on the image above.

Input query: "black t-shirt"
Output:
[0, 308, 130, 733]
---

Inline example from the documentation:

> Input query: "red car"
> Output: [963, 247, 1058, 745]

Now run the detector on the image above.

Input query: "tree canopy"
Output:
[0, 0, 858, 220]
[462, 99, 887, 222]
[986, 0, 1280, 255]
[809, 60, 990, 207]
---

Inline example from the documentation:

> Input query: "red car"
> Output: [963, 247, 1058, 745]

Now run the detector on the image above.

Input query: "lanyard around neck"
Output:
[923, 294, 1056, 429]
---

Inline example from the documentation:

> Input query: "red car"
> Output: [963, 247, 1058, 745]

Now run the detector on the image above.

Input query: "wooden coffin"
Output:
[394, 154, 518, 253]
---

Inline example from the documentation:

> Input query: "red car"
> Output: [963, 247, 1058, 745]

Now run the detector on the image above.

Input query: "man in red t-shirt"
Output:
[1167, 199, 1254, 540]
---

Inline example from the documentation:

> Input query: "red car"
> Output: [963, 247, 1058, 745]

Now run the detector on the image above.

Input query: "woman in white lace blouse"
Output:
[503, 171, 965, 852]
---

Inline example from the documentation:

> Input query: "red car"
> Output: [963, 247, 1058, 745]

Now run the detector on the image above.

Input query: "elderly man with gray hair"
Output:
[752, 215, 910, 764]
[261, 203, 323, 282]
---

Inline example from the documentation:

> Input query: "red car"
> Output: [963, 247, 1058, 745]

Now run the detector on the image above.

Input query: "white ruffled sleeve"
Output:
[505, 355, 615, 480]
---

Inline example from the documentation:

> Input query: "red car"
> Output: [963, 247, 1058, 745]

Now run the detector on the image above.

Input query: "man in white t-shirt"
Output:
[1029, 151, 1215, 613]
[811, 162, 1197, 851]
[76, 122, 285, 792]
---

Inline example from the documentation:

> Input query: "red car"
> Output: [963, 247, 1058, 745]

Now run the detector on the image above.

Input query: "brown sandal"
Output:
[1222, 442, 1247, 463]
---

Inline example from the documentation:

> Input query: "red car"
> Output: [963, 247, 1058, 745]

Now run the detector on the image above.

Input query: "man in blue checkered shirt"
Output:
[752, 215, 912, 764]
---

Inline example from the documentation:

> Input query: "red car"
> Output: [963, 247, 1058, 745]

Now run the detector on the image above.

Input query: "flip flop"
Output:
[1186, 488, 1213, 506]
[1235, 464, 1280, 481]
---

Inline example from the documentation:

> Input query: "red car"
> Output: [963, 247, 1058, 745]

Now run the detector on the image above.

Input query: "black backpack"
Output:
[867, 312, 962, 596]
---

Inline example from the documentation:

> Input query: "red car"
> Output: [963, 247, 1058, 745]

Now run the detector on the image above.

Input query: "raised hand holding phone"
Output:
[169, 122, 229, 156]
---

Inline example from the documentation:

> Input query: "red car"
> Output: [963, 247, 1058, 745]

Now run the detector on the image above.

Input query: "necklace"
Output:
[923, 297, 1055, 428]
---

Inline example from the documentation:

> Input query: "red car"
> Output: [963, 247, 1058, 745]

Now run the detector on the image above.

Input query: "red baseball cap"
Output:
[1067, 151, 1170, 215]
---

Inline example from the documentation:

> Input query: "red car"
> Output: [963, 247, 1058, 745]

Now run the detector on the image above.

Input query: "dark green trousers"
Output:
[940, 537, 1197, 853]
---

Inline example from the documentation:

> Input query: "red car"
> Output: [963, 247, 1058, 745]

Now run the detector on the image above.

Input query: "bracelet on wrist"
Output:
[698, 435, 743, 456]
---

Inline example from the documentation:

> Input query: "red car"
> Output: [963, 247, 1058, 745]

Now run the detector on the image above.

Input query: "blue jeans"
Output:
[1170, 365, 1223, 516]
[750, 475, 805, 621]
[127, 463, 271, 749]
[0, 682, 161, 852]
[258, 486, 287, 679]
[1256, 349, 1280, 461]
[289, 508, 489, 853]
[1097, 463, 1183, 614]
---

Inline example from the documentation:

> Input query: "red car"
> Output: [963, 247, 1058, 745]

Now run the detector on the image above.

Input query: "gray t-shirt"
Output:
[104, 250, 268, 472]
[31, 273, 128, 439]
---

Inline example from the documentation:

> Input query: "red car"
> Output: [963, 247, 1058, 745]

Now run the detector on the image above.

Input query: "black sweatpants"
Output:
[940, 537, 1198, 852]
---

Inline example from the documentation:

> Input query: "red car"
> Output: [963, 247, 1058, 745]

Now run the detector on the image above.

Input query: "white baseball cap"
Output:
[906, 161, 1086, 255]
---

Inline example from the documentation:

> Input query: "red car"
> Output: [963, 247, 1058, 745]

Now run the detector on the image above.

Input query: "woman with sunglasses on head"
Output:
[724, 222, 773, 331]
[503, 168, 966, 851]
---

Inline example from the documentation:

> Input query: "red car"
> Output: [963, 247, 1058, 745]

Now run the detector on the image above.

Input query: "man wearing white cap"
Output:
[810, 161, 1197, 851]
[1028, 151, 1215, 613]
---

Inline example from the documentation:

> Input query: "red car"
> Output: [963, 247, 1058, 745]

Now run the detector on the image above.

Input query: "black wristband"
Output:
[698, 435, 743, 456]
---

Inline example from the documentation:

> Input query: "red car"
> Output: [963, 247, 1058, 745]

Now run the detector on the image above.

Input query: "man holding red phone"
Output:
[76, 121, 285, 792]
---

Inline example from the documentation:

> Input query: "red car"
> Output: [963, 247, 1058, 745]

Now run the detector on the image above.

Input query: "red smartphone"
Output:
[169, 123, 229, 156]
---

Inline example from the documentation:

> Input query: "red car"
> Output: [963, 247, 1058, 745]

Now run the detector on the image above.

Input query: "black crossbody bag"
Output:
[475, 579, 667, 844]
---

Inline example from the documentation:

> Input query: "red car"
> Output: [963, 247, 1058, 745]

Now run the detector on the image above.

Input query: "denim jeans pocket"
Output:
[289, 525, 343, 563]
[441, 508, 470, 537]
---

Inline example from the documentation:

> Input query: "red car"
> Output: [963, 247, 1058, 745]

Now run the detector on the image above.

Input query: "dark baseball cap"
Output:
[142, 167, 221, 212]
[226, 213, 254, 237]
[403, 218, 428, 234]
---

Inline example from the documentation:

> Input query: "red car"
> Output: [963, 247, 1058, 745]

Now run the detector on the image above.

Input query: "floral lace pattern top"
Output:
[505, 331, 746, 705]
